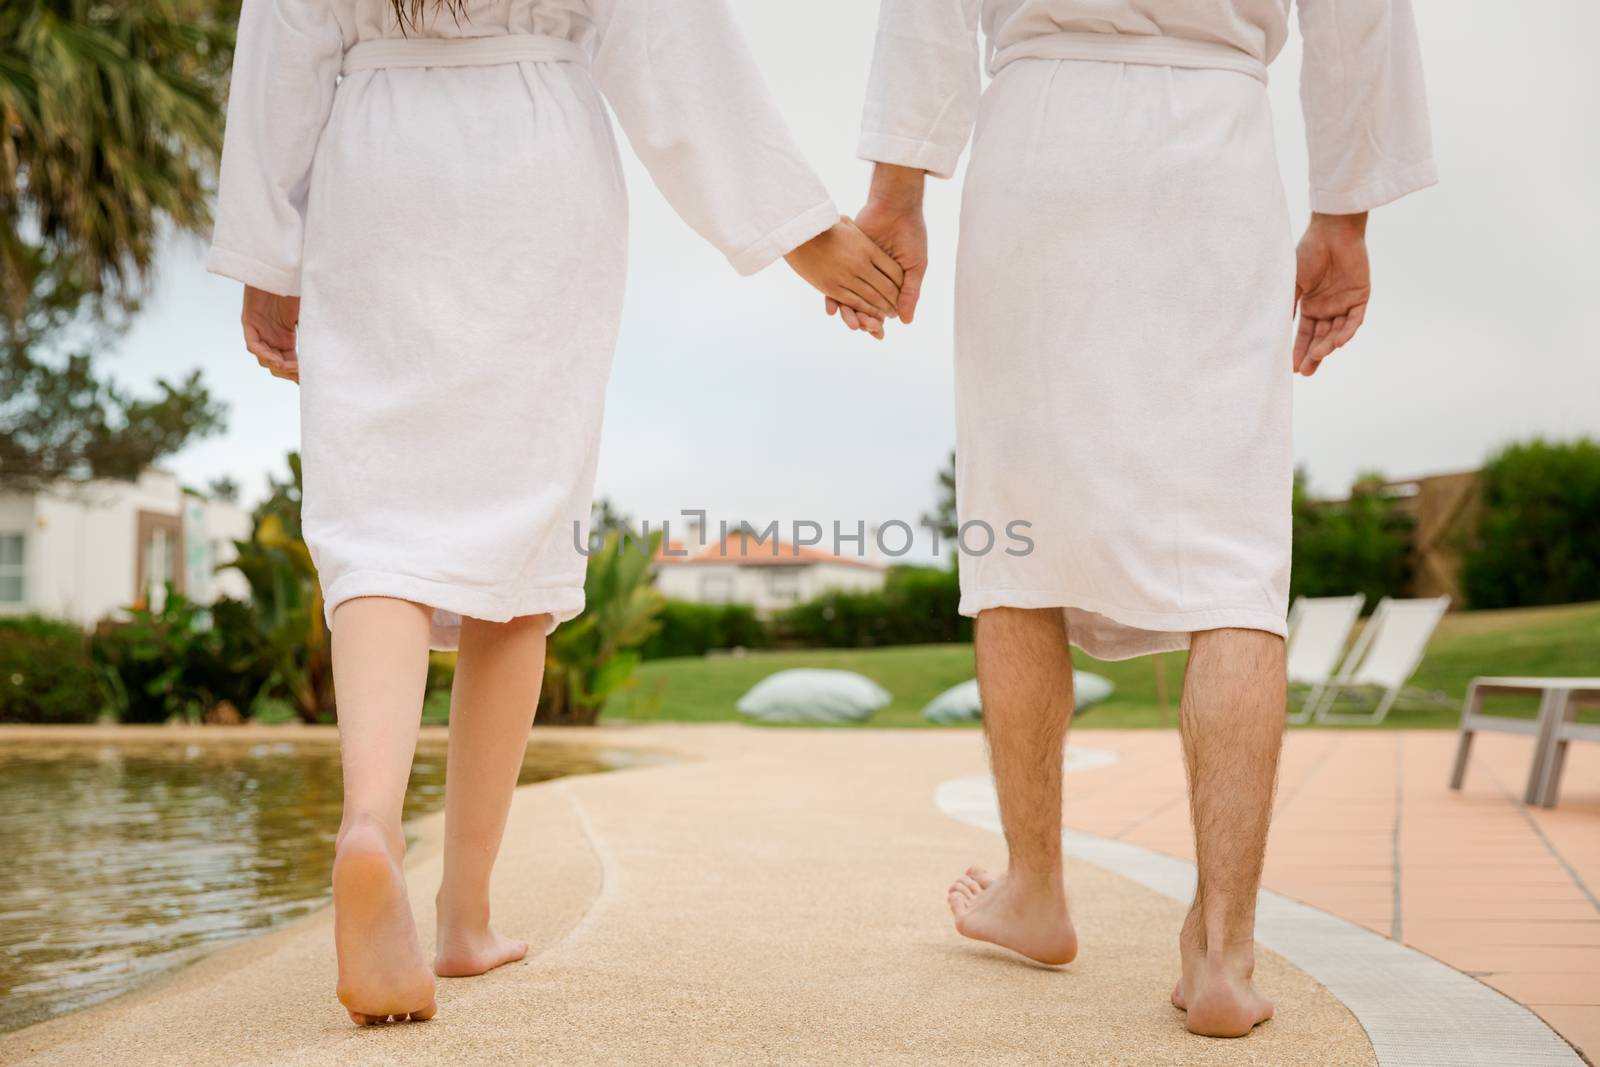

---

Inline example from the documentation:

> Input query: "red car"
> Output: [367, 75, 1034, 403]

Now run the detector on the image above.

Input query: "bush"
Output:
[0, 616, 108, 723]
[1463, 439, 1600, 609]
[777, 566, 972, 648]
[91, 590, 275, 723]
[641, 600, 768, 660]
[1290, 472, 1414, 608]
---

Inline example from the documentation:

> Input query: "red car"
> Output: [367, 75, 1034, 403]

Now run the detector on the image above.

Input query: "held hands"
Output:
[784, 219, 906, 337]
[1294, 212, 1371, 377]
[825, 163, 928, 340]
[242, 285, 301, 383]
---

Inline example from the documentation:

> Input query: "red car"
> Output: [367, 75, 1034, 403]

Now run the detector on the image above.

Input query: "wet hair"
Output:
[390, 0, 468, 32]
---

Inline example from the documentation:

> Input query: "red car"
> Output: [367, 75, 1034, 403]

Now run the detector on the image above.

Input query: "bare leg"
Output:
[947, 607, 1078, 965]
[330, 597, 438, 1025]
[1171, 627, 1285, 1037]
[433, 614, 550, 977]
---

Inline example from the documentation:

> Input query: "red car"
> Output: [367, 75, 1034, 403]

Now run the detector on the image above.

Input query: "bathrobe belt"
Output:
[342, 34, 589, 75]
[991, 31, 1267, 85]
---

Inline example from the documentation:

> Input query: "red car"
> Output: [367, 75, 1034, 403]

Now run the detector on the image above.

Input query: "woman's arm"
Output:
[207, 0, 343, 297]
[589, 0, 901, 320]
[207, 0, 342, 382]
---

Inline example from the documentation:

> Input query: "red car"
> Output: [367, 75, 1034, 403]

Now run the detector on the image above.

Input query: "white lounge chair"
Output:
[1306, 596, 1451, 725]
[1285, 595, 1365, 725]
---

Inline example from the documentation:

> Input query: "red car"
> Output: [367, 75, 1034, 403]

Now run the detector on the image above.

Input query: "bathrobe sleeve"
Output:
[855, 0, 983, 180]
[589, 0, 839, 276]
[1296, 0, 1437, 214]
[205, 0, 343, 296]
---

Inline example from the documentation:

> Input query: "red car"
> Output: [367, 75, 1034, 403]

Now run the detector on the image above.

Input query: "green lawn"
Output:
[605, 601, 1600, 729]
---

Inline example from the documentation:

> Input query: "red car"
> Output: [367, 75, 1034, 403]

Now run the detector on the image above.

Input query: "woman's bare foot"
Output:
[332, 818, 437, 1025]
[947, 866, 1078, 965]
[434, 915, 528, 978]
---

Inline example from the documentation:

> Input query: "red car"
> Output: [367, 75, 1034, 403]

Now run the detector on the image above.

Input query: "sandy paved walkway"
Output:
[0, 725, 1371, 1066]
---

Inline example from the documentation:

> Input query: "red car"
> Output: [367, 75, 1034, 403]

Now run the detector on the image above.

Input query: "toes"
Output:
[410, 1000, 438, 1022]
[509, 940, 529, 963]
[967, 866, 996, 889]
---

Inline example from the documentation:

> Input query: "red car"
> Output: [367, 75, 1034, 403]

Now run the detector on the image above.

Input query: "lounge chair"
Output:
[1285, 595, 1365, 725]
[1305, 596, 1451, 725]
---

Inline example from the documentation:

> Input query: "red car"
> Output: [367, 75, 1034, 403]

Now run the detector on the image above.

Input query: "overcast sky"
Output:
[106, 0, 1598, 554]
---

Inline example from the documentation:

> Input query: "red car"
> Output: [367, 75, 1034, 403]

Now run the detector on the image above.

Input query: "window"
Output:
[699, 575, 734, 604]
[767, 568, 800, 603]
[0, 533, 24, 604]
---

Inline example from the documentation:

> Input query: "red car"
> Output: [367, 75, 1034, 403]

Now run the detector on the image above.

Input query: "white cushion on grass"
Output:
[922, 672, 1116, 724]
[735, 669, 891, 724]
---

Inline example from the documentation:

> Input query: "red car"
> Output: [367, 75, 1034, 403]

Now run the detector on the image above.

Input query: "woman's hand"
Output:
[784, 219, 904, 336]
[1294, 212, 1371, 377]
[242, 285, 301, 383]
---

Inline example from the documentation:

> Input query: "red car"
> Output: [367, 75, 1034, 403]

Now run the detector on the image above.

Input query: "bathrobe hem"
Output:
[727, 200, 840, 276]
[206, 245, 301, 297]
[958, 588, 1288, 662]
[323, 570, 585, 651]
[856, 131, 963, 181]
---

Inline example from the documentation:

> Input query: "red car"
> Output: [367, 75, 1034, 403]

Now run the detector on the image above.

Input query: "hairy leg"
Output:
[330, 596, 437, 1024]
[434, 613, 550, 978]
[947, 607, 1078, 965]
[1172, 627, 1285, 1037]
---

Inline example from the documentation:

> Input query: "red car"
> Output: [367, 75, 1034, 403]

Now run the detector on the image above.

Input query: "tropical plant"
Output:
[0, 0, 236, 488]
[540, 529, 665, 726]
[91, 588, 274, 723]
[225, 453, 334, 722]
[0, 0, 237, 320]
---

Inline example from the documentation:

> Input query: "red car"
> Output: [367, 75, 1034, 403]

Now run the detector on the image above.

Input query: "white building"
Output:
[653, 526, 886, 613]
[0, 468, 252, 627]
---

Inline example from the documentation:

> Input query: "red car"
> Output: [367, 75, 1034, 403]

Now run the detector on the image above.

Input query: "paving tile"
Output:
[1402, 921, 1600, 947]
[1482, 973, 1600, 1006]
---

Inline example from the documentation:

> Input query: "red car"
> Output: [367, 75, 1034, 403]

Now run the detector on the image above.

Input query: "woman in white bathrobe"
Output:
[208, 0, 902, 1025]
[840, 0, 1435, 1038]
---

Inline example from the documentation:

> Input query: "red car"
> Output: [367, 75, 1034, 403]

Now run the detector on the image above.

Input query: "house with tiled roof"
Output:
[654, 524, 886, 613]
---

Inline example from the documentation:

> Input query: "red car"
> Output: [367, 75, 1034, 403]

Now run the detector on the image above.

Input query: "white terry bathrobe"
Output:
[208, 0, 839, 649]
[859, 0, 1436, 659]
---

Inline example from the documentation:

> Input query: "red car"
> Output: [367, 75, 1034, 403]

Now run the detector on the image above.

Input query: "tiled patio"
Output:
[1064, 728, 1600, 1060]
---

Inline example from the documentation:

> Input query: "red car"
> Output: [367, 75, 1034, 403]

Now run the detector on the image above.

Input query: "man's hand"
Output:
[242, 286, 301, 383]
[1293, 212, 1371, 377]
[828, 163, 928, 338]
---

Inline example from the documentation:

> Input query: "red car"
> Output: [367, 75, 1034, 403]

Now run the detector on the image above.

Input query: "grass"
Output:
[605, 601, 1600, 730]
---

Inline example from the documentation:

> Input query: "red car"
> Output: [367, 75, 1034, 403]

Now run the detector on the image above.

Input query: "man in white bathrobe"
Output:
[837, 0, 1436, 1038]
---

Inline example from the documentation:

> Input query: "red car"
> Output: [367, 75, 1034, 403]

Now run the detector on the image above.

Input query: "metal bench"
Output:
[1449, 677, 1600, 807]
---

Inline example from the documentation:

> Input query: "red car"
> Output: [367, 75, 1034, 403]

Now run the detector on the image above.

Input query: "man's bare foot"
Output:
[434, 920, 528, 978]
[332, 818, 438, 1025]
[1171, 929, 1274, 1037]
[947, 866, 1077, 965]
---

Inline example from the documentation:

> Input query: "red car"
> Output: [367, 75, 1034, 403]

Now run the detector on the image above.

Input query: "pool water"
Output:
[0, 738, 622, 1034]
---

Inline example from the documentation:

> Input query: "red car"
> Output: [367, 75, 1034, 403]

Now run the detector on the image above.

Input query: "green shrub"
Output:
[1290, 471, 1414, 608]
[1463, 439, 1600, 609]
[0, 616, 107, 723]
[777, 566, 971, 648]
[91, 590, 275, 723]
[641, 600, 768, 660]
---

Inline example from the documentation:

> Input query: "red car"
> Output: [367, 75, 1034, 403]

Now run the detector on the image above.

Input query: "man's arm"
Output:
[1293, 212, 1369, 377]
[829, 164, 929, 335]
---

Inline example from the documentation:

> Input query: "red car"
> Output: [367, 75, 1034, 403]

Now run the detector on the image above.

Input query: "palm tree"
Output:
[0, 0, 237, 326]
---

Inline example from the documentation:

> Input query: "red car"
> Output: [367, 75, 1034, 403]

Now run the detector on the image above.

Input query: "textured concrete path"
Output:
[1, 725, 1372, 1067]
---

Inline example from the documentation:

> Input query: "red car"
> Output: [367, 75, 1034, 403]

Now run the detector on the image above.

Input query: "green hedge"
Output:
[641, 600, 767, 660]
[0, 616, 107, 723]
[1290, 472, 1414, 608]
[1463, 439, 1600, 609]
[776, 566, 971, 648]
